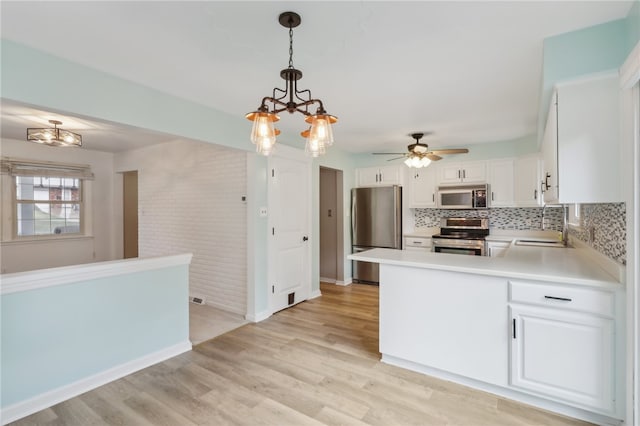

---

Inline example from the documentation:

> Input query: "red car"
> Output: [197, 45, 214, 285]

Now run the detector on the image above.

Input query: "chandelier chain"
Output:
[288, 25, 294, 69]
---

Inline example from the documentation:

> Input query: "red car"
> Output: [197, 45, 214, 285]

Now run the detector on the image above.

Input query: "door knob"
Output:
[302, 236, 309, 242]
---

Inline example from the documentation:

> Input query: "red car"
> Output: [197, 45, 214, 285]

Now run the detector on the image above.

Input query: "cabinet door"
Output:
[486, 241, 510, 257]
[378, 165, 403, 185]
[461, 161, 487, 183]
[510, 305, 614, 413]
[408, 167, 437, 208]
[356, 167, 381, 187]
[514, 156, 542, 207]
[542, 92, 558, 204]
[556, 73, 620, 203]
[488, 159, 514, 207]
[438, 163, 463, 185]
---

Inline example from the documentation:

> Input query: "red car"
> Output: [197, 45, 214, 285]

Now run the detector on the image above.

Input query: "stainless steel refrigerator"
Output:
[351, 185, 402, 284]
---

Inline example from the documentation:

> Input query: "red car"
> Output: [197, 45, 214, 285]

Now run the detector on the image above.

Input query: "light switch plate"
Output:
[259, 207, 268, 217]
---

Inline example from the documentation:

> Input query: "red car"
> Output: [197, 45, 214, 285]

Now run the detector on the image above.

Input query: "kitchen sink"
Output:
[515, 239, 567, 248]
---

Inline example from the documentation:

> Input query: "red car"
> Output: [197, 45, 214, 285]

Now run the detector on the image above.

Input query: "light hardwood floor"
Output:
[190, 303, 247, 345]
[12, 283, 592, 425]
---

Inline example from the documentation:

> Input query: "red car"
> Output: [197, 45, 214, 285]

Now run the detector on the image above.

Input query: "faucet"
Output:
[541, 204, 568, 246]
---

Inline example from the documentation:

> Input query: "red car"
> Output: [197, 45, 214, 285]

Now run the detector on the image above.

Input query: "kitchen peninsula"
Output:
[349, 243, 625, 425]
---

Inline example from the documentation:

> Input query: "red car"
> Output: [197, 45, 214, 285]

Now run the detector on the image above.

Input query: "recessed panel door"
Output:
[268, 152, 311, 314]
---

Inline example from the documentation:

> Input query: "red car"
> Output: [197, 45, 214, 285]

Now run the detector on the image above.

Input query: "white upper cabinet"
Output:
[514, 155, 542, 207]
[407, 166, 437, 208]
[487, 159, 514, 207]
[356, 165, 403, 187]
[438, 161, 487, 185]
[542, 72, 621, 203]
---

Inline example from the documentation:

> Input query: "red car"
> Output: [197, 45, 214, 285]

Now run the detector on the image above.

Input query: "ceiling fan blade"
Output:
[372, 152, 406, 155]
[387, 156, 406, 161]
[429, 148, 469, 155]
[426, 154, 442, 161]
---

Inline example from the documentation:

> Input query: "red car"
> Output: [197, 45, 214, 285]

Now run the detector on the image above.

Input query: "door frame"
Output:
[620, 40, 640, 426]
[319, 166, 345, 284]
[267, 144, 312, 315]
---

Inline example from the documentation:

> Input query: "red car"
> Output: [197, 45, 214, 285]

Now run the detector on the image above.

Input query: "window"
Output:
[568, 203, 581, 226]
[15, 176, 82, 236]
[1, 157, 94, 239]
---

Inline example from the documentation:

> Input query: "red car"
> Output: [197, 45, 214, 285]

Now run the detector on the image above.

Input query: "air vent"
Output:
[189, 296, 205, 305]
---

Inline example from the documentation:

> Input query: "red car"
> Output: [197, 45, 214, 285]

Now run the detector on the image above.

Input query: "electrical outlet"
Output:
[259, 207, 268, 217]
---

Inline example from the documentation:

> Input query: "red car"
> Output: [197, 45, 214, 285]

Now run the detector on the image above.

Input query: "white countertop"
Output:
[349, 245, 621, 289]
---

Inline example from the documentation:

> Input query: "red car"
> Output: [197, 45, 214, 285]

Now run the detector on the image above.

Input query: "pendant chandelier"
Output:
[27, 120, 82, 147]
[246, 11, 337, 157]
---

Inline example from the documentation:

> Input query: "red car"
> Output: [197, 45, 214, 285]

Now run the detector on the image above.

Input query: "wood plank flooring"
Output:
[11, 283, 592, 425]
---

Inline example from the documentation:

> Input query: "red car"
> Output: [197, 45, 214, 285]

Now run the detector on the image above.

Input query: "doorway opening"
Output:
[122, 170, 138, 259]
[319, 166, 345, 284]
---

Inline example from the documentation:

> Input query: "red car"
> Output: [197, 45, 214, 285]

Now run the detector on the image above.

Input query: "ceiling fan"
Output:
[373, 132, 469, 168]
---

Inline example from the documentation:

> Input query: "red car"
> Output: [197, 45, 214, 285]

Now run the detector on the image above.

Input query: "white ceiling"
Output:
[0, 1, 633, 154]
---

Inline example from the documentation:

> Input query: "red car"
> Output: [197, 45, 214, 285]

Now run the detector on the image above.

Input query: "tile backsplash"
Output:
[569, 203, 626, 265]
[414, 207, 564, 231]
[414, 203, 626, 265]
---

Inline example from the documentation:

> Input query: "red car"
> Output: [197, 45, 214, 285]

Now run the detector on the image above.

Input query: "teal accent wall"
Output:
[1, 264, 189, 408]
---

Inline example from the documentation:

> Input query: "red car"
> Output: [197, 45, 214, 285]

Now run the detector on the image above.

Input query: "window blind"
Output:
[0, 157, 94, 180]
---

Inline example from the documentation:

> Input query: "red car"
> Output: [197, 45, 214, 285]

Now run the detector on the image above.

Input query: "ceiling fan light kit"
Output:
[246, 11, 337, 157]
[374, 132, 469, 168]
[27, 120, 82, 147]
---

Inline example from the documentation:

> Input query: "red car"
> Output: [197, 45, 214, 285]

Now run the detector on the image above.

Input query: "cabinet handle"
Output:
[432, 193, 435, 202]
[544, 295, 572, 302]
[534, 189, 538, 200]
[463, 170, 466, 179]
[379, 173, 383, 182]
[413, 241, 422, 245]
[512, 318, 516, 339]
[376, 173, 379, 183]
[458, 170, 461, 179]
[491, 192, 495, 201]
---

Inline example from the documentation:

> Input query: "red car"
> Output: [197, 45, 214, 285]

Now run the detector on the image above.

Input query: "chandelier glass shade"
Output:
[404, 155, 432, 168]
[27, 120, 82, 147]
[246, 11, 337, 157]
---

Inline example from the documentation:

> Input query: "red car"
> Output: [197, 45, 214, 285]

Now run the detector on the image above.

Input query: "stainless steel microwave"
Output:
[437, 184, 489, 209]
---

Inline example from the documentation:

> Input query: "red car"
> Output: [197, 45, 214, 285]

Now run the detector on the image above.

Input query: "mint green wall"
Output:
[1, 40, 250, 151]
[351, 134, 538, 168]
[626, 1, 640, 52]
[1, 264, 189, 407]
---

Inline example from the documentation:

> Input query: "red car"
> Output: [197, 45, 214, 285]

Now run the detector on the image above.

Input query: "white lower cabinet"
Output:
[404, 236, 432, 251]
[486, 240, 510, 257]
[509, 281, 616, 415]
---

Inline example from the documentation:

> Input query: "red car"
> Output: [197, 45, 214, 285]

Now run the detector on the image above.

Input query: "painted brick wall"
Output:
[134, 140, 247, 315]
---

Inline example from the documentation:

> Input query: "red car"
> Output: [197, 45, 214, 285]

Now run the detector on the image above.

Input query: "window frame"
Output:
[12, 175, 85, 239]
[1, 157, 94, 242]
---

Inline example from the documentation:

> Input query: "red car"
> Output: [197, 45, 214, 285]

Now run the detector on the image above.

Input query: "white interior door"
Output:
[268, 148, 311, 314]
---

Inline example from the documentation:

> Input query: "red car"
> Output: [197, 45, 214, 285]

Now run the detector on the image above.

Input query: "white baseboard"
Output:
[1, 341, 192, 425]
[335, 278, 352, 286]
[309, 289, 322, 299]
[319, 277, 336, 284]
[245, 309, 271, 323]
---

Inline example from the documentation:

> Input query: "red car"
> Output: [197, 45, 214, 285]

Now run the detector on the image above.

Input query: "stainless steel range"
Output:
[432, 217, 489, 256]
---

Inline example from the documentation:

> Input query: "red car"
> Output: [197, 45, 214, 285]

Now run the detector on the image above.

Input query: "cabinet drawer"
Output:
[404, 237, 432, 248]
[509, 281, 614, 317]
